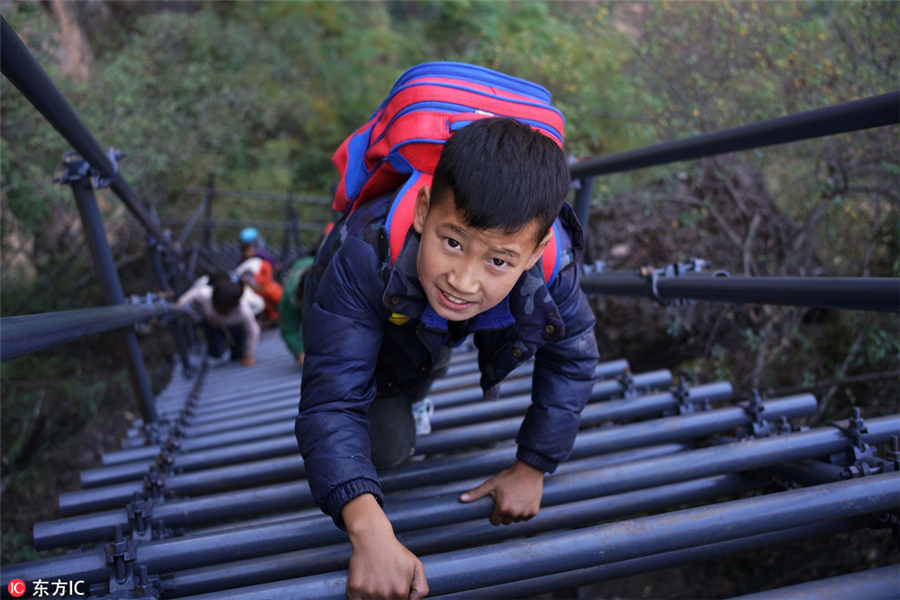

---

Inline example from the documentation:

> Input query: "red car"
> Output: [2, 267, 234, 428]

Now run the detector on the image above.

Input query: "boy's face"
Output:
[413, 186, 550, 322]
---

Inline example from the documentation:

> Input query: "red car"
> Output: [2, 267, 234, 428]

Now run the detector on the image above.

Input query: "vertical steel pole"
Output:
[282, 198, 294, 263]
[66, 158, 158, 423]
[289, 202, 303, 260]
[203, 171, 215, 249]
[147, 236, 193, 374]
[573, 177, 594, 248]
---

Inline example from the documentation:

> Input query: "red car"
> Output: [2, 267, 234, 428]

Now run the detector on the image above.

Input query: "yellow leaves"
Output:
[692, 108, 700, 117]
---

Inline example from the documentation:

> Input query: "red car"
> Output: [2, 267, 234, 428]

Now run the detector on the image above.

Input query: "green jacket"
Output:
[278, 256, 315, 357]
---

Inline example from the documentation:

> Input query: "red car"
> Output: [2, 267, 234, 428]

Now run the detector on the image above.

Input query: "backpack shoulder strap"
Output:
[541, 219, 562, 287]
[385, 171, 431, 265]
[385, 172, 561, 286]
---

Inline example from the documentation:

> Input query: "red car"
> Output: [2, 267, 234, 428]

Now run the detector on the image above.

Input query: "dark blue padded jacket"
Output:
[296, 191, 600, 527]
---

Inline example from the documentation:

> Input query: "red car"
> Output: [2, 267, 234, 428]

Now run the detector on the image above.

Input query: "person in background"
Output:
[239, 227, 281, 272]
[278, 253, 316, 366]
[177, 273, 259, 367]
[237, 227, 284, 325]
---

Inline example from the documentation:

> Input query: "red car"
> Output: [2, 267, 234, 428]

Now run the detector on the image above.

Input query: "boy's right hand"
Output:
[343, 494, 428, 600]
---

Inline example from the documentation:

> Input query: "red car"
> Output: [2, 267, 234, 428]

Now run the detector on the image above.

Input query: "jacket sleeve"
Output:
[516, 259, 599, 473]
[295, 236, 388, 528]
[176, 284, 207, 308]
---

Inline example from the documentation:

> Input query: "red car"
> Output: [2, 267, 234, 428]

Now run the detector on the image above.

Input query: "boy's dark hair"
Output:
[211, 273, 243, 314]
[430, 117, 570, 246]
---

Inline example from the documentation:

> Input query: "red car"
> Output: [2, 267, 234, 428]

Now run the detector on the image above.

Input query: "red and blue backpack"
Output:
[332, 61, 567, 285]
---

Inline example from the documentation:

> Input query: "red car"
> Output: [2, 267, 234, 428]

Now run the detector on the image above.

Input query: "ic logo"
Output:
[7, 579, 26, 598]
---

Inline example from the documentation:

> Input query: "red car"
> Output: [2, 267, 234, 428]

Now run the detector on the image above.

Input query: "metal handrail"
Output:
[567, 92, 900, 311]
[182, 186, 332, 205]
[581, 271, 900, 313]
[569, 91, 900, 180]
[158, 216, 331, 232]
[0, 16, 171, 248]
[0, 300, 191, 362]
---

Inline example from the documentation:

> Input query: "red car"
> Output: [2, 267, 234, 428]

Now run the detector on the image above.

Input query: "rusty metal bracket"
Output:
[106, 525, 139, 586]
[126, 492, 152, 540]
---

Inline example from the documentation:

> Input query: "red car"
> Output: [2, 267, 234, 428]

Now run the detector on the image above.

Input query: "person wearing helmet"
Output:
[237, 227, 283, 325]
[239, 227, 280, 268]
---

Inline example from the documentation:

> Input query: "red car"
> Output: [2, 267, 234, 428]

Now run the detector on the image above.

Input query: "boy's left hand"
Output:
[459, 460, 544, 526]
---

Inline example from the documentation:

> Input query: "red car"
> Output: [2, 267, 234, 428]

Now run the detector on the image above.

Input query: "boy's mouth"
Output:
[438, 288, 473, 310]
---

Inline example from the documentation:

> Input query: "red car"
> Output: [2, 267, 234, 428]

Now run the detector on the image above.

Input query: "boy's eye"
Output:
[446, 238, 460, 249]
[491, 258, 507, 267]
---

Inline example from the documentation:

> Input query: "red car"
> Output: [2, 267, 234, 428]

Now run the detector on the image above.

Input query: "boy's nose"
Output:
[448, 262, 479, 295]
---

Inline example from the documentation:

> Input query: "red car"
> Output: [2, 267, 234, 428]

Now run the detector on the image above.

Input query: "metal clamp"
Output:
[127, 293, 164, 333]
[886, 436, 900, 470]
[141, 419, 176, 446]
[640, 258, 730, 307]
[106, 525, 139, 586]
[54, 148, 122, 189]
[132, 565, 161, 599]
[617, 371, 637, 399]
[143, 466, 169, 502]
[101, 563, 161, 599]
[155, 451, 177, 477]
[581, 260, 608, 276]
[126, 492, 153, 540]
[742, 390, 778, 438]
[151, 518, 174, 542]
[672, 376, 703, 415]
[828, 408, 880, 475]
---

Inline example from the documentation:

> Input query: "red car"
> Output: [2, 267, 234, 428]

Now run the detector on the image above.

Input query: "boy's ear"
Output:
[524, 228, 553, 270]
[412, 185, 431, 235]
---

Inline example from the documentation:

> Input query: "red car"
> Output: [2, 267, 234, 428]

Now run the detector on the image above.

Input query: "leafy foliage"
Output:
[584, 0, 898, 423]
